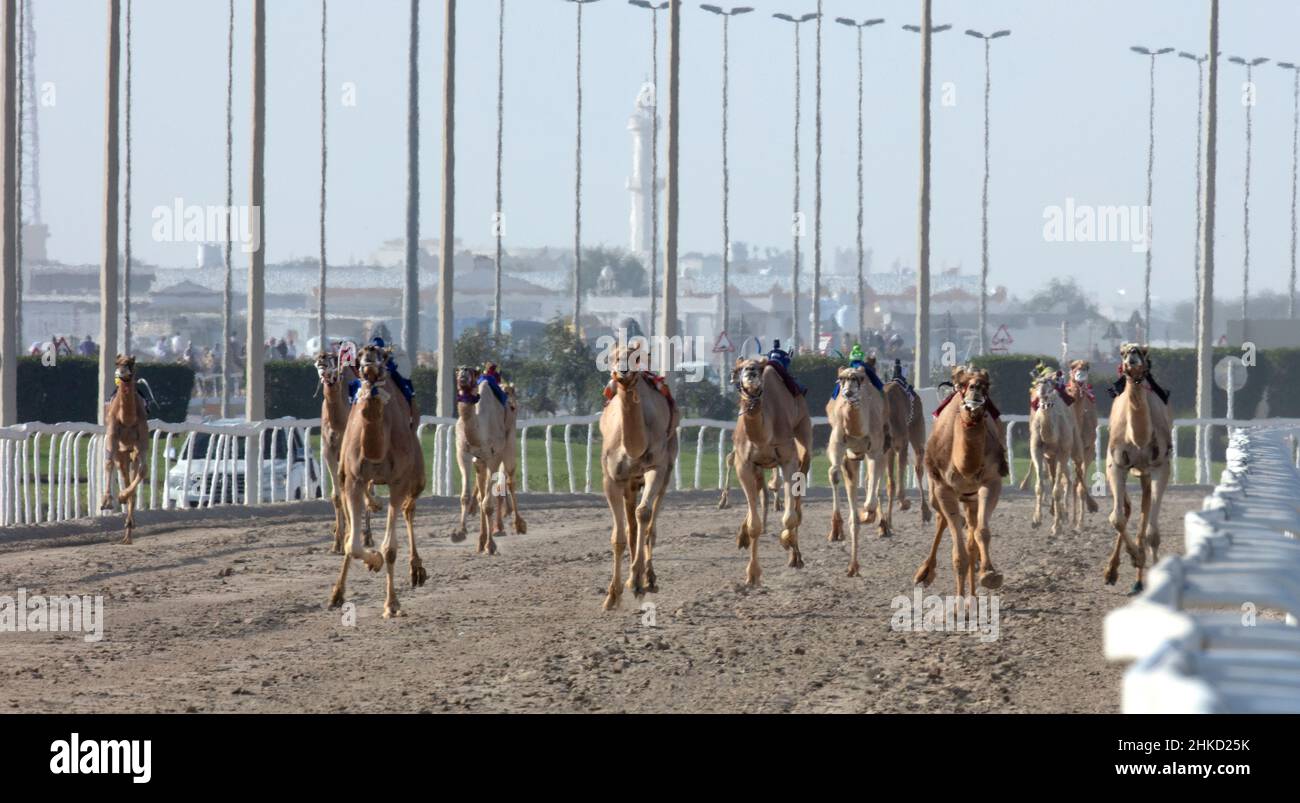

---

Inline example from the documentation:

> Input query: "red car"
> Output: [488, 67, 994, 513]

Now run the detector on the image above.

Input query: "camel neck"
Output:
[322, 382, 347, 430]
[360, 397, 388, 462]
[618, 381, 648, 459]
[1125, 380, 1151, 446]
[952, 413, 986, 477]
[118, 380, 137, 425]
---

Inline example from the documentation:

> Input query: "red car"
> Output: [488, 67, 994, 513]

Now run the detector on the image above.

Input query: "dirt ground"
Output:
[0, 485, 1204, 713]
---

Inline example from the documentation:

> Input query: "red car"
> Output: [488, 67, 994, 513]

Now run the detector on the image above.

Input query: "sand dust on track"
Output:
[0, 487, 1204, 713]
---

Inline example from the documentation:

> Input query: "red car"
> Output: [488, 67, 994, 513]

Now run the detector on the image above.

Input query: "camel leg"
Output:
[1141, 462, 1171, 592]
[973, 480, 1002, 589]
[875, 450, 891, 537]
[845, 457, 865, 576]
[623, 479, 641, 595]
[736, 459, 763, 586]
[328, 552, 351, 609]
[826, 440, 845, 543]
[778, 457, 805, 570]
[381, 502, 402, 618]
[769, 469, 784, 513]
[119, 456, 137, 546]
[452, 444, 473, 543]
[490, 467, 507, 542]
[1131, 471, 1155, 594]
[896, 434, 912, 512]
[717, 449, 733, 510]
[363, 482, 378, 548]
[601, 475, 628, 610]
[404, 492, 427, 589]
[343, 474, 384, 572]
[475, 463, 496, 556]
[963, 499, 980, 596]
[99, 451, 117, 512]
[1104, 457, 1138, 586]
[326, 450, 345, 554]
[1050, 456, 1066, 536]
[933, 485, 969, 599]
[913, 438, 932, 523]
[632, 467, 670, 597]
[913, 488, 946, 587]
[642, 471, 670, 594]
[1030, 431, 1045, 529]
[506, 462, 526, 535]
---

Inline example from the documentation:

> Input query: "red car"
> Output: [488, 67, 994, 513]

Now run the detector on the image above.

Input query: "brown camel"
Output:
[99, 355, 149, 545]
[1103, 344, 1172, 595]
[913, 367, 1007, 597]
[877, 363, 932, 525]
[453, 365, 525, 556]
[1023, 370, 1079, 535]
[825, 366, 887, 576]
[598, 344, 680, 610]
[1065, 359, 1101, 523]
[315, 351, 374, 554]
[328, 344, 427, 618]
[731, 357, 812, 586]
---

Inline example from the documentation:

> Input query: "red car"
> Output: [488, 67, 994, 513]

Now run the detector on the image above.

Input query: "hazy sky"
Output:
[31, 0, 1300, 312]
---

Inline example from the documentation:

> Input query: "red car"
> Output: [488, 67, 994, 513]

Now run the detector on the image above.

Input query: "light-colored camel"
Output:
[315, 351, 375, 554]
[99, 355, 149, 545]
[731, 357, 812, 586]
[598, 344, 680, 610]
[1103, 344, 1172, 595]
[328, 344, 427, 618]
[1023, 371, 1078, 535]
[878, 368, 932, 525]
[1065, 359, 1101, 524]
[453, 365, 525, 556]
[913, 367, 1007, 597]
[825, 366, 887, 576]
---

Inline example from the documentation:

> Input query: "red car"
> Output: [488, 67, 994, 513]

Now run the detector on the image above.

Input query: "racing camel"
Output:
[453, 364, 525, 556]
[99, 355, 149, 545]
[315, 350, 374, 554]
[825, 366, 887, 576]
[328, 344, 427, 618]
[1024, 369, 1079, 535]
[1103, 344, 1172, 595]
[731, 356, 812, 586]
[876, 358, 932, 525]
[913, 367, 1007, 597]
[598, 343, 680, 610]
[1065, 359, 1101, 525]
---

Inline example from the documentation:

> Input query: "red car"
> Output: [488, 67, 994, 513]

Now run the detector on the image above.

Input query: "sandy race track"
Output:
[0, 486, 1205, 713]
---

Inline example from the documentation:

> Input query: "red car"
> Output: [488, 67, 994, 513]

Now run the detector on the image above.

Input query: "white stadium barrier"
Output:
[1104, 425, 1300, 713]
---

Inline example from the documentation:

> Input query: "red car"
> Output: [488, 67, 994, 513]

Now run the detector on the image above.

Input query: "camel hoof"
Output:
[361, 551, 384, 572]
[383, 605, 404, 619]
[745, 569, 762, 587]
[912, 563, 936, 587]
[899, 498, 911, 511]
[1030, 519, 1041, 530]
[736, 531, 750, 550]
[717, 493, 730, 510]
[329, 542, 343, 555]
[979, 570, 1003, 590]
[1127, 580, 1145, 597]
[99, 496, 115, 512]
[486, 539, 498, 556]
[450, 529, 467, 544]
[846, 561, 860, 578]
[602, 589, 622, 611]
[646, 570, 658, 594]
[1103, 566, 1119, 586]
[366, 501, 382, 514]
[829, 512, 844, 542]
[861, 508, 877, 524]
[410, 563, 428, 588]
[119, 534, 133, 546]
[877, 523, 891, 539]
[1086, 497, 1099, 513]
[514, 518, 527, 535]
[328, 586, 345, 609]
[788, 550, 804, 570]
[921, 507, 933, 524]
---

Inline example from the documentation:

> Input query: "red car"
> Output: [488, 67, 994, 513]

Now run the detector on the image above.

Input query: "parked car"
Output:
[165, 421, 322, 507]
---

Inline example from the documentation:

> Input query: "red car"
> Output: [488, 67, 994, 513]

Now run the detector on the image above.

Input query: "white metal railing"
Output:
[1103, 425, 1300, 713]
[5, 406, 1300, 530]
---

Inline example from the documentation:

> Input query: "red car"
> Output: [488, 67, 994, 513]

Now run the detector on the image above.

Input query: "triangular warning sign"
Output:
[713, 331, 735, 353]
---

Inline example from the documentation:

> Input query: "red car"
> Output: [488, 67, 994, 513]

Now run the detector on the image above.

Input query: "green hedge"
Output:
[264, 360, 438, 419]
[16, 356, 194, 424]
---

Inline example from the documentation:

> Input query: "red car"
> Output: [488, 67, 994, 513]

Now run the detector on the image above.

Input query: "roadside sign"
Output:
[990, 324, 1013, 354]
[713, 331, 735, 353]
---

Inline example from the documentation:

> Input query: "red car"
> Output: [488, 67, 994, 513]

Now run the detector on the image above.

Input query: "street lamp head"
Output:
[701, 3, 723, 12]
[1252, 57, 1270, 66]
[775, 11, 817, 23]
[1155, 47, 1175, 55]
[836, 16, 884, 28]
[1178, 51, 1206, 62]
[904, 22, 950, 33]
[902, 24, 920, 32]
[1228, 56, 1247, 65]
[1279, 61, 1299, 71]
[991, 29, 1011, 38]
[1131, 45, 1152, 55]
[965, 29, 985, 39]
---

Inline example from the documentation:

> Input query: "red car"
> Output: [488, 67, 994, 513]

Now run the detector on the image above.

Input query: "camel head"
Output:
[314, 351, 339, 386]
[455, 365, 481, 397]
[835, 366, 867, 408]
[1033, 371, 1061, 410]
[1119, 343, 1150, 386]
[608, 344, 650, 402]
[113, 354, 137, 386]
[953, 367, 992, 424]
[357, 344, 392, 385]
[735, 358, 766, 414]
[1069, 359, 1091, 385]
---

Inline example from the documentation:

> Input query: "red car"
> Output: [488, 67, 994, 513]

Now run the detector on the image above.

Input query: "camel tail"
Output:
[1018, 468, 1032, 491]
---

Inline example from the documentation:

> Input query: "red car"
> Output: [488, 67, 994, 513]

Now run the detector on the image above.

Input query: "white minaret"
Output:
[626, 83, 659, 261]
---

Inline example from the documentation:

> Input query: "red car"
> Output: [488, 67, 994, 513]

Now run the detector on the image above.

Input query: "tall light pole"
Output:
[1131, 45, 1174, 340]
[1195, 0, 1219, 486]
[1280, 60, 1300, 319]
[99, 0, 122, 421]
[965, 27, 1009, 356]
[492, 0, 506, 339]
[903, 10, 950, 384]
[0, 0, 16, 426]
[436, 0, 456, 418]
[122, 0, 132, 356]
[774, 10, 818, 352]
[318, 0, 328, 349]
[403, 0, 420, 369]
[812, 0, 822, 353]
[701, 4, 752, 386]
[221, 0, 233, 417]
[1180, 50, 1208, 346]
[566, 0, 601, 336]
[661, 0, 681, 363]
[835, 15, 884, 349]
[630, 1, 668, 340]
[1228, 54, 1268, 342]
